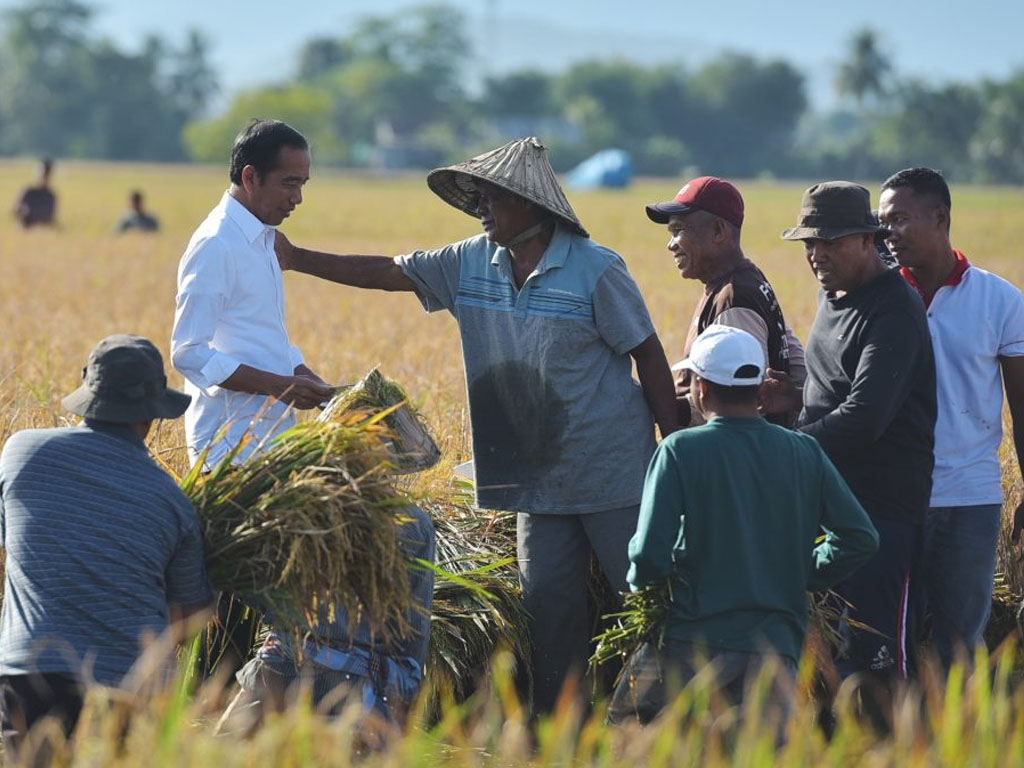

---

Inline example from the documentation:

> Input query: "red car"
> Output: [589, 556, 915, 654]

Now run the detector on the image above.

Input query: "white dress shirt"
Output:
[172, 191, 304, 468]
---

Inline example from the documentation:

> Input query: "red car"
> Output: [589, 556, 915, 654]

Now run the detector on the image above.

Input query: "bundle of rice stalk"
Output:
[590, 584, 859, 673]
[321, 367, 441, 473]
[428, 563, 531, 703]
[421, 498, 531, 704]
[180, 411, 417, 646]
[590, 582, 671, 670]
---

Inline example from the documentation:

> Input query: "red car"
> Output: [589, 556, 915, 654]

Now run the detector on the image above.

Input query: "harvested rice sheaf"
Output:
[181, 412, 417, 646]
[422, 497, 532, 704]
[323, 367, 441, 473]
[590, 583, 856, 675]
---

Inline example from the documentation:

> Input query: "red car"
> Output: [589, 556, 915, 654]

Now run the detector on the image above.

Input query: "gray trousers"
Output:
[517, 505, 639, 713]
[606, 639, 796, 731]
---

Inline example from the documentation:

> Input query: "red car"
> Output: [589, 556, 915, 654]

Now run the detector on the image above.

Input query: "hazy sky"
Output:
[6, 0, 1023, 109]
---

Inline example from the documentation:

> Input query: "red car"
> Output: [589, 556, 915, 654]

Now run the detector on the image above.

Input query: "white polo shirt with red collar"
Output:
[902, 251, 1024, 507]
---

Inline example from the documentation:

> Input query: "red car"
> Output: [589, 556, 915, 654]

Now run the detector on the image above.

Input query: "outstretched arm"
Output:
[276, 230, 415, 292]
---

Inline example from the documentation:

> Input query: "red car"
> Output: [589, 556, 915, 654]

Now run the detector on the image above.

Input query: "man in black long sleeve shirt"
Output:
[798, 265, 935, 523]
[763, 181, 935, 728]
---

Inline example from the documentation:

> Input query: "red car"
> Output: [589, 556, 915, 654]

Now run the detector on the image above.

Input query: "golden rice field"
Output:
[2, 158, 1024, 765]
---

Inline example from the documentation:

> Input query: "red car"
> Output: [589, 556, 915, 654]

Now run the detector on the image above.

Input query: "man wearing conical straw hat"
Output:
[275, 137, 679, 712]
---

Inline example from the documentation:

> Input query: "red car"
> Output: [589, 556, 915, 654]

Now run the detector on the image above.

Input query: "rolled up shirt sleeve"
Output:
[171, 238, 242, 393]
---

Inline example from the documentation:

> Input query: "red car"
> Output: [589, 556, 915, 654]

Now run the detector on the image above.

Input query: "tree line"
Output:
[2, 0, 1023, 183]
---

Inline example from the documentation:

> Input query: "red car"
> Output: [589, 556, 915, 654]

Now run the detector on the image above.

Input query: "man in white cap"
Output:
[274, 137, 678, 712]
[607, 326, 877, 726]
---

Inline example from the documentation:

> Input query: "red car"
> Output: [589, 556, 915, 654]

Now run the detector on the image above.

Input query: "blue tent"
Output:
[565, 149, 634, 190]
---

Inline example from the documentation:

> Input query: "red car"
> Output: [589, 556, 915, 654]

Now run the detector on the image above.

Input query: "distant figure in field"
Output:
[644, 176, 805, 427]
[606, 325, 877, 728]
[0, 335, 212, 756]
[115, 190, 160, 233]
[12, 157, 57, 229]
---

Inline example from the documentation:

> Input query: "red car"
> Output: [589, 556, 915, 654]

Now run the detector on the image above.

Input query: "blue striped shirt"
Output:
[0, 421, 212, 686]
[395, 225, 657, 513]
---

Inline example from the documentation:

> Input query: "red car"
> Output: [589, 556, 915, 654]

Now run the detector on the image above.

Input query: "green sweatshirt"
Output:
[629, 417, 879, 663]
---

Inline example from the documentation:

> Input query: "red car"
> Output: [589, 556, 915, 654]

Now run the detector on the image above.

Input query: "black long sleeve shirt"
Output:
[797, 267, 936, 524]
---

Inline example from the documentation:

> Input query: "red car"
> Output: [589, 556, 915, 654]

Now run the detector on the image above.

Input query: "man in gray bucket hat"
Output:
[762, 182, 936, 730]
[273, 137, 678, 713]
[0, 335, 213, 753]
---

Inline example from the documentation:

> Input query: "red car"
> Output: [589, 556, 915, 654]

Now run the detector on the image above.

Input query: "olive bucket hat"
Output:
[426, 137, 589, 238]
[781, 181, 889, 242]
[62, 334, 191, 423]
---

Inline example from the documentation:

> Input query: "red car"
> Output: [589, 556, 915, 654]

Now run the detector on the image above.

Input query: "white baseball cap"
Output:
[679, 325, 765, 386]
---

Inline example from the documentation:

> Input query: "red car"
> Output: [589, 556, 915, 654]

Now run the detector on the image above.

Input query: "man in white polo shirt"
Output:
[878, 167, 1024, 669]
[172, 119, 334, 469]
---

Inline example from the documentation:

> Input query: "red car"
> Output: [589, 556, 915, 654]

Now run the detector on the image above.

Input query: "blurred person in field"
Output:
[274, 137, 678, 714]
[172, 118, 437, 719]
[762, 182, 936, 731]
[878, 167, 1024, 671]
[218, 510, 436, 734]
[0, 335, 213, 756]
[645, 176, 805, 427]
[114, 189, 160, 233]
[607, 326, 877, 729]
[12, 157, 57, 228]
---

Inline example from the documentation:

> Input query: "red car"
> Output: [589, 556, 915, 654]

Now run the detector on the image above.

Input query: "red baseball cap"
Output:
[645, 176, 745, 229]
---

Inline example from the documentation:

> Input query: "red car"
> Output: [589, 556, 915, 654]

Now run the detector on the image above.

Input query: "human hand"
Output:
[759, 368, 801, 414]
[275, 375, 336, 410]
[274, 229, 296, 271]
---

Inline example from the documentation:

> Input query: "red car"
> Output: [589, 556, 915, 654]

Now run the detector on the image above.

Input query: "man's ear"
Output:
[935, 204, 951, 232]
[710, 216, 727, 243]
[241, 164, 258, 193]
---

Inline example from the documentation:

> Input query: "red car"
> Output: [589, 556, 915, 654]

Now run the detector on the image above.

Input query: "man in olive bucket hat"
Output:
[274, 137, 679, 713]
[0, 335, 213, 754]
[761, 182, 936, 729]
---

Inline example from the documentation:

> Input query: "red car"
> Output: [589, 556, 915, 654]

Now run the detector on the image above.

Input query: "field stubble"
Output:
[2, 160, 1024, 764]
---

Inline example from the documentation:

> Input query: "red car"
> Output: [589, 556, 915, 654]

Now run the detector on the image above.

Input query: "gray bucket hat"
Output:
[781, 181, 889, 241]
[426, 137, 589, 238]
[62, 334, 191, 423]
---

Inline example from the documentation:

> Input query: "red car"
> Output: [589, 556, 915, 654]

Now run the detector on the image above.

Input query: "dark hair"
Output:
[130, 190, 144, 205]
[881, 167, 951, 211]
[229, 119, 308, 184]
[700, 364, 762, 405]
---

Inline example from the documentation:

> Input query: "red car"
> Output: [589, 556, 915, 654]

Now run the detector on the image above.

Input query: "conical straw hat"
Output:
[427, 137, 589, 238]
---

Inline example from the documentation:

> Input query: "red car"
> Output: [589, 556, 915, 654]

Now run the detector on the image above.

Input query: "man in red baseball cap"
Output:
[646, 176, 805, 427]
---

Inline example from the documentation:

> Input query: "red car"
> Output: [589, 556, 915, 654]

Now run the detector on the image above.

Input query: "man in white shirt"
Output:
[172, 119, 333, 469]
[878, 167, 1024, 669]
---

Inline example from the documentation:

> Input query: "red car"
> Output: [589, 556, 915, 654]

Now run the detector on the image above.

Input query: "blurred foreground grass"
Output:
[9, 645, 1024, 767]
[2, 159, 1024, 762]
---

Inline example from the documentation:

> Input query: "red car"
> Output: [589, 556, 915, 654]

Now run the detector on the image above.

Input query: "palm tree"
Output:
[836, 28, 891, 109]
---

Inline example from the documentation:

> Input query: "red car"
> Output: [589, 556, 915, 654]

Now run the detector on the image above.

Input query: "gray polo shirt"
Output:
[396, 225, 656, 513]
[0, 422, 212, 686]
